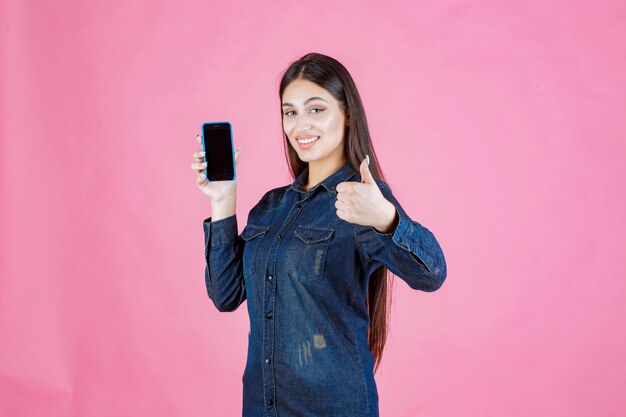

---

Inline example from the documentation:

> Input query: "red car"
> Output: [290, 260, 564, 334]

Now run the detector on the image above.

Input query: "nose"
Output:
[295, 114, 312, 132]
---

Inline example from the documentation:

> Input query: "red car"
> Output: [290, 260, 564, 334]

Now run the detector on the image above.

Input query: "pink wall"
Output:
[2, 0, 625, 416]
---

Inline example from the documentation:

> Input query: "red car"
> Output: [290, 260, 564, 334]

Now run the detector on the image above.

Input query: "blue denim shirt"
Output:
[202, 162, 447, 417]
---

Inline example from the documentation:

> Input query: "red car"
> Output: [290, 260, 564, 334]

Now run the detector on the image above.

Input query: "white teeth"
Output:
[297, 136, 319, 144]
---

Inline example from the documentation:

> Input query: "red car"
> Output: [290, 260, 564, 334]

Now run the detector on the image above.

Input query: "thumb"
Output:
[360, 154, 375, 184]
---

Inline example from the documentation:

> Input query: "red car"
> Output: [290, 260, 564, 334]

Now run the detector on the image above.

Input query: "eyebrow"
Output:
[281, 97, 328, 107]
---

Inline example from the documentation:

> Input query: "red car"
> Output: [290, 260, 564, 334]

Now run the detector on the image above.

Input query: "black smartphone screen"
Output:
[202, 122, 235, 181]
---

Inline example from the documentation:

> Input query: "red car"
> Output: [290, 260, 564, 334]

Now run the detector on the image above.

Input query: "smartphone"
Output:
[201, 121, 236, 182]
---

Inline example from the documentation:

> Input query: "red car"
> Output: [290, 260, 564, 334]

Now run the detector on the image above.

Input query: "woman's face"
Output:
[282, 79, 348, 166]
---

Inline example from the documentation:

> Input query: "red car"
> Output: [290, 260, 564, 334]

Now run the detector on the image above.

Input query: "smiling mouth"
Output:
[297, 136, 320, 144]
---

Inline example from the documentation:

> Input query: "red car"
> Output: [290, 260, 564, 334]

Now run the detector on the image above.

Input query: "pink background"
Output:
[2, 0, 625, 416]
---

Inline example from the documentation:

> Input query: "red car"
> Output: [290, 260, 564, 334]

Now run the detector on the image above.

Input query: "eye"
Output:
[283, 108, 325, 117]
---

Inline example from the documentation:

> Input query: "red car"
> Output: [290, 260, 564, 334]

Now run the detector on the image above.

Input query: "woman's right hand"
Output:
[191, 133, 241, 202]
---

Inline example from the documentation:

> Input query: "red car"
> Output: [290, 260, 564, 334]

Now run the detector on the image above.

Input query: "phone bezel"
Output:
[201, 121, 237, 182]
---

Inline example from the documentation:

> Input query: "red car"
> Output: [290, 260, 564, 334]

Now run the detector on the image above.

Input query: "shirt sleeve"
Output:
[203, 213, 247, 312]
[353, 183, 447, 292]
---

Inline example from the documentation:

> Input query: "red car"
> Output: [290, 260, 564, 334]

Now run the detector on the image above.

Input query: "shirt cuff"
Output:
[370, 204, 434, 272]
[203, 214, 238, 248]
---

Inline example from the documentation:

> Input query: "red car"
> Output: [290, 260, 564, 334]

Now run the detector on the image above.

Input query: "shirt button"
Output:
[265, 358, 271, 363]
[266, 312, 273, 319]
[277, 234, 282, 240]
[267, 399, 274, 407]
[297, 204, 302, 209]
[267, 275, 272, 281]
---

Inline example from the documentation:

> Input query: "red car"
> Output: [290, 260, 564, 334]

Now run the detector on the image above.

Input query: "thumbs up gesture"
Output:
[335, 156, 399, 233]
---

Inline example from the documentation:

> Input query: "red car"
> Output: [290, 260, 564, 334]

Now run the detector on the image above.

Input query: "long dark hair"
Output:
[278, 52, 395, 374]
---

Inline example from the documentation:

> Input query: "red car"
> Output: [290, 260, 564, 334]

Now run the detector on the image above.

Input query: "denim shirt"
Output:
[202, 162, 447, 417]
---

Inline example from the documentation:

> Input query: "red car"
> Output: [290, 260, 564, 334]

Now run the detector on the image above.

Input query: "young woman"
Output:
[191, 52, 447, 417]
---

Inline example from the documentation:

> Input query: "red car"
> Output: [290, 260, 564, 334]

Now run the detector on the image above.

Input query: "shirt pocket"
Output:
[285, 225, 334, 283]
[241, 224, 271, 279]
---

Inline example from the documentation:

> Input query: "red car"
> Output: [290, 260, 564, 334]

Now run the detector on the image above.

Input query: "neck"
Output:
[304, 157, 347, 191]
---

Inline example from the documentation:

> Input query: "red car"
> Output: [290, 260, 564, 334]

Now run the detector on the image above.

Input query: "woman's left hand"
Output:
[335, 157, 399, 233]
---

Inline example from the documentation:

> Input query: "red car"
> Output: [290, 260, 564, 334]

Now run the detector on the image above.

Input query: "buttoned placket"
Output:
[262, 188, 310, 415]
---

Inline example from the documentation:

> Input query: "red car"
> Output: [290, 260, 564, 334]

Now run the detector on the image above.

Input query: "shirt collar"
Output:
[290, 162, 358, 194]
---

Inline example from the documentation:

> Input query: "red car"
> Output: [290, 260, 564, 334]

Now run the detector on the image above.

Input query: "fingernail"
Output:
[365, 154, 370, 166]
[202, 162, 207, 167]
[200, 151, 205, 156]
[196, 134, 200, 139]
